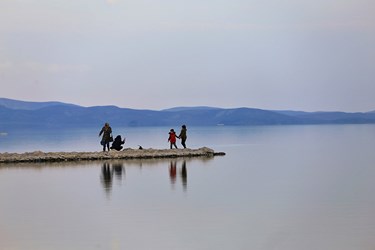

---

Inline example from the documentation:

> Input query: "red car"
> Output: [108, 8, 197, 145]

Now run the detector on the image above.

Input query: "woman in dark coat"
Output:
[99, 122, 112, 151]
[178, 125, 187, 149]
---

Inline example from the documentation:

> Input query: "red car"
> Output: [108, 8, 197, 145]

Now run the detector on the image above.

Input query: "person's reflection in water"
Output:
[168, 160, 188, 191]
[112, 163, 125, 182]
[101, 162, 113, 194]
[101, 162, 126, 196]
[180, 160, 187, 191]
[169, 161, 177, 188]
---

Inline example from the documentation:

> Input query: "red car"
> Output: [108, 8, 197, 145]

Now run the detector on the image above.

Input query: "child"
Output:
[168, 129, 178, 149]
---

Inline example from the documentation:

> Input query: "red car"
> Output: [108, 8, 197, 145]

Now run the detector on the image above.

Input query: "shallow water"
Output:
[1, 125, 375, 250]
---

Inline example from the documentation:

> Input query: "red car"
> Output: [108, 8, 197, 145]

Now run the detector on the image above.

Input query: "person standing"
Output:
[168, 129, 178, 149]
[99, 122, 112, 152]
[178, 124, 187, 149]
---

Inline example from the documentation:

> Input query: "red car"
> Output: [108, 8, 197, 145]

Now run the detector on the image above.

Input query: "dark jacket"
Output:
[99, 125, 112, 143]
[178, 127, 187, 140]
[111, 135, 125, 151]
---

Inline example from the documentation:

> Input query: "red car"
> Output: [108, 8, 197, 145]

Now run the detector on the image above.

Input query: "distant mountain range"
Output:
[1, 97, 375, 129]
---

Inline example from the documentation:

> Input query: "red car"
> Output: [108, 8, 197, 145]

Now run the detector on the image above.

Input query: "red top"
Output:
[168, 132, 177, 143]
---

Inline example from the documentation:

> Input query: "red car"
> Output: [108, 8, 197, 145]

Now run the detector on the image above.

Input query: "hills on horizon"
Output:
[1, 97, 375, 129]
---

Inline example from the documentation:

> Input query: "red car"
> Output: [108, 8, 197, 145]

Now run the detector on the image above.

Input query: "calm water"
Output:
[1, 125, 375, 250]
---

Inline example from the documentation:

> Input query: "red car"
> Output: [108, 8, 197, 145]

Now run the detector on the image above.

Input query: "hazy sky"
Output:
[1, 0, 374, 111]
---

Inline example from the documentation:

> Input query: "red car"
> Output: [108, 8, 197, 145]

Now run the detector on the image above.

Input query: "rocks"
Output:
[0, 147, 225, 163]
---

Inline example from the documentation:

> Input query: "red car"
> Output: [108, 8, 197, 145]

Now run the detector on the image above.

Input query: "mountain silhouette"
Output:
[1, 98, 375, 128]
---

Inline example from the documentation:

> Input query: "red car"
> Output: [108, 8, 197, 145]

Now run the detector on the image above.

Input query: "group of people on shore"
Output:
[167, 125, 187, 149]
[99, 123, 187, 152]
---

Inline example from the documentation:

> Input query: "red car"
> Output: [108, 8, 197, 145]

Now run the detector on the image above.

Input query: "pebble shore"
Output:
[0, 147, 225, 163]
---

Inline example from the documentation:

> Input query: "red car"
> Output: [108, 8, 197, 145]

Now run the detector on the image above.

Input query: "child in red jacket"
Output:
[168, 129, 178, 149]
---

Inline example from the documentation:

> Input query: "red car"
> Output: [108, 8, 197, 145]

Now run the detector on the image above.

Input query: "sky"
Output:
[0, 0, 374, 112]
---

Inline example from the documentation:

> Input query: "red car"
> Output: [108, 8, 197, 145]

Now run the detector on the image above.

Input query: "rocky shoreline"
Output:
[0, 147, 225, 163]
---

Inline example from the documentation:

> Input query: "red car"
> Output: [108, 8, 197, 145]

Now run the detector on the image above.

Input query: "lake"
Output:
[1, 125, 375, 250]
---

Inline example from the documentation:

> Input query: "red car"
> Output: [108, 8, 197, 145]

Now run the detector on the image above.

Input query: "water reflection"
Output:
[113, 163, 125, 181]
[181, 160, 187, 190]
[169, 161, 177, 185]
[169, 160, 188, 191]
[100, 162, 125, 195]
[0, 157, 210, 196]
[101, 162, 112, 192]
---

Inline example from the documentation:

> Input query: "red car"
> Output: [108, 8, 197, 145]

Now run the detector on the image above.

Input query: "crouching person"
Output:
[111, 135, 125, 151]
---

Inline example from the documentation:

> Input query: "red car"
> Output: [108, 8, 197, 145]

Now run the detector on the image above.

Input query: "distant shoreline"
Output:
[2, 98, 375, 128]
[0, 147, 225, 163]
